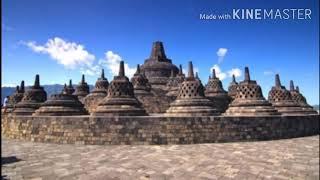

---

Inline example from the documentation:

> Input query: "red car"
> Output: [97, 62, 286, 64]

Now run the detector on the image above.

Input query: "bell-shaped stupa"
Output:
[5, 81, 25, 113]
[74, 74, 90, 102]
[205, 69, 231, 113]
[165, 61, 219, 116]
[131, 64, 152, 95]
[228, 75, 238, 100]
[268, 74, 306, 115]
[177, 64, 185, 79]
[13, 75, 47, 115]
[83, 69, 109, 113]
[65, 79, 75, 95]
[224, 67, 279, 116]
[92, 61, 147, 116]
[166, 68, 185, 97]
[140, 41, 179, 88]
[289, 81, 317, 114]
[34, 83, 88, 116]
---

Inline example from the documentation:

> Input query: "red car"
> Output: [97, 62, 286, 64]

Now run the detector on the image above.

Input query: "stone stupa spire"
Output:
[118, 61, 125, 77]
[20, 80, 25, 93]
[74, 74, 89, 102]
[134, 64, 141, 75]
[244, 67, 250, 81]
[228, 74, 238, 100]
[289, 80, 295, 91]
[34, 74, 40, 88]
[65, 79, 75, 95]
[81, 74, 85, 83]
[62, 83, 68, 94]
[101, 69, 105, 79]
[275, 74, 281, 88]
[150, 41, 167, 61]
[179, 64, 183, 75]
[195, 72, 199, 80]
[296, 86, 300, 92]
[212, 68, 217, 79]
[232, 74, 236, 83]
[188, 61, 194, 78]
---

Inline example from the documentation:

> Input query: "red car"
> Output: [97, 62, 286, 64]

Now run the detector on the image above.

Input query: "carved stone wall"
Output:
[136, 88, 175, 113]
[2, 114, 319, 145]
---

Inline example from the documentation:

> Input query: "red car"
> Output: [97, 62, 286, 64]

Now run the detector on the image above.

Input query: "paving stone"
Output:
[1, 136, 319, 179]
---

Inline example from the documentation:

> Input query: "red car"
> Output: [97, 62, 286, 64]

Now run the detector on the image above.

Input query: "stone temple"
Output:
[227, 75, 238, 100]
[92, 61, 147, 116]
[165, 62, 220, 116]
[267, 74, 307, 115]
[6, 81, 25, 113]
[74, 74, 90, 102]
[224, 67, 279, 116]
[2, 41, 319, 145]
[83, 69, 109, 113]
[140, 41, 179, 88]
[289, 80, 317, 114]
[12, 75, 47, 115]
[205, 69, 231, 113]
[34, 83, 87, 116]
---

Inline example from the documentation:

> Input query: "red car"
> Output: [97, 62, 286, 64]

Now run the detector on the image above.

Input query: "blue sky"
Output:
[2, 0, 319, 105]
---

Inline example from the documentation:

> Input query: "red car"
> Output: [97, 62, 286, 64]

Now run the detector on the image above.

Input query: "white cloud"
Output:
[98, 51, 136, 78]
[22, 37, 137, 78]
[216, 48, 228, 63]
[80, 65, 100, 76]
[227, 68, 242, 77]
[22, 37, 95, 69]
[1, 83, 17, 87]
[210, 64, 227, 80]
[209, 65, 242, 80]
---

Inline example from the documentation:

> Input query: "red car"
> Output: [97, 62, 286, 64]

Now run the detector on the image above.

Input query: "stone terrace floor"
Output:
[1, 136, 319, 180]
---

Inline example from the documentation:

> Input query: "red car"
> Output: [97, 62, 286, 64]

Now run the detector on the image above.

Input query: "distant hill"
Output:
[1, 84, 94, 104]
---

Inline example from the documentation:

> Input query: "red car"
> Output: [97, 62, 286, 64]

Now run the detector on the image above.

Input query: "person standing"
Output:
[3, 96, 9, 113]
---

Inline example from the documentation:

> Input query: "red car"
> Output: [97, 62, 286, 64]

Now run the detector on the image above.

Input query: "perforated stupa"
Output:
[224, 67, 279, 116]
[92, 61, 147, 116]
[267, 74, 306, 115]
[13, 75, 47, 115]
[165, 61, 219, 116]
[289, 80, 317, 114]
[34, 83, 87, 116]
[83, 69, 109, 113]
[205, 69, 231, 113]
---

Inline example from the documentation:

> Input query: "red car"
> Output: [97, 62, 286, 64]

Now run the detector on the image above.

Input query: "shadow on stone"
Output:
[1, 156, 21, 165]
[1, 175, 9, 180]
